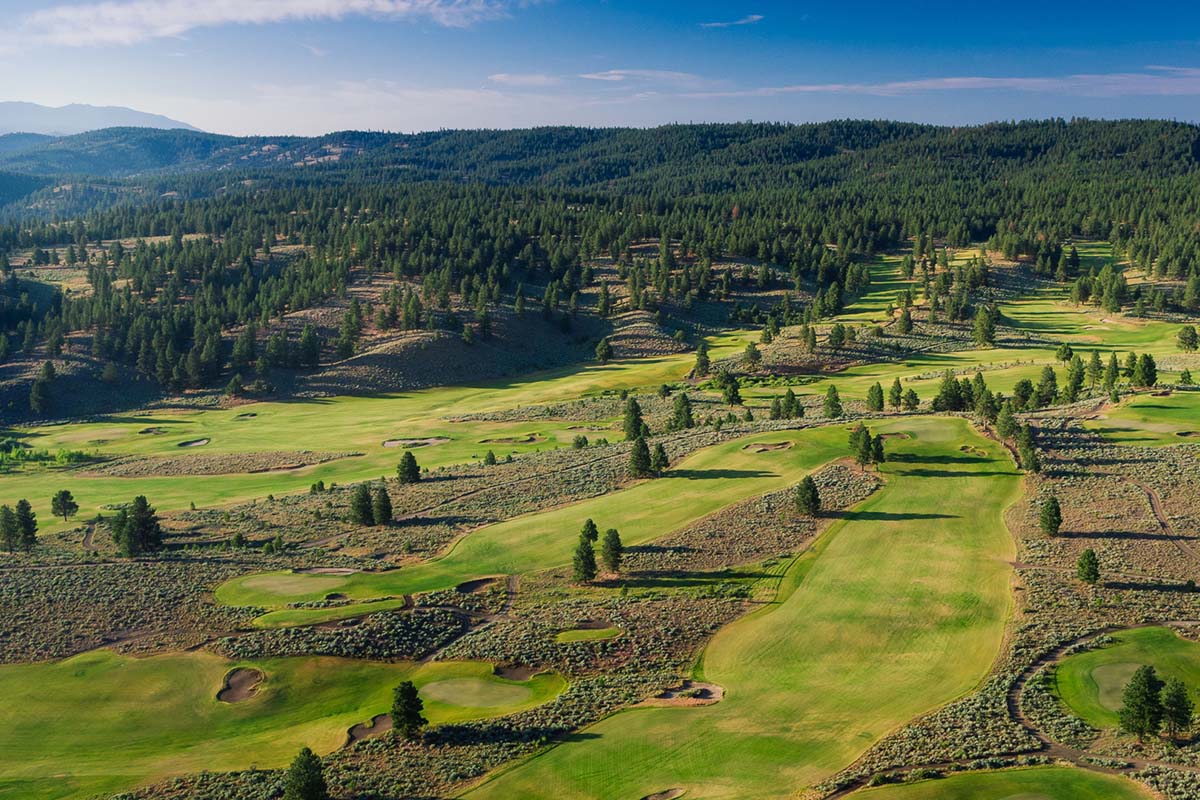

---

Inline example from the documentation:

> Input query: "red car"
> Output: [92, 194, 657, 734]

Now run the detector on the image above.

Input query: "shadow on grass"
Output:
[893, 468, 1017, 478]
[665, 468, 773, 480]
[832, 510, 958, 521]
[887, 452, 992, 465]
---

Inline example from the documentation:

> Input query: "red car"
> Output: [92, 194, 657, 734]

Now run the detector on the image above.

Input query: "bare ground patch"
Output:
[383, 437, 450, 448]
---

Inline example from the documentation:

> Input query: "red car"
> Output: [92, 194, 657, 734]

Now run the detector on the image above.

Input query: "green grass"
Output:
[1082, 391, 1200, 446]
[1055, 626, 1200, 729]
[854, 766, 1151, 799]
[217, 425, 856, 627]
[554, 627, 623, 643]
[0, 651, 564, 800]
[464, 417, 1021, 800]
[5, 329, 756, 535]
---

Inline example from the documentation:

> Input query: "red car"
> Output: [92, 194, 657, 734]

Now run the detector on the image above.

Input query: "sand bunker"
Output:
[882, 432, 913, 440]
[494, 664, 539, 681]
[382, 437, 450, 448]
[457, 577, 497, 594]
[479, 434, 547, 444]
[742, 442, 792, 453]
[636, 680, 724, 708]
[346, 713, 392, 745]
[177, 438, 210, 448]
[217, 667, 264, 703]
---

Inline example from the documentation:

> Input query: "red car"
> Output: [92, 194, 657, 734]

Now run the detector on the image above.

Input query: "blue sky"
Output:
[3, 0, 1200, 134]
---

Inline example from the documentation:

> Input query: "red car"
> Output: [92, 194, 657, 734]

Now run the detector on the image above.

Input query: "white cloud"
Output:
[578, 69, 724, 90]
[8, 0, 510, 50]
[699, 14, 763, 29]
[488, 72, 561, 87]
[302, 42, 329, 57]
[685, 66, 1200, 99]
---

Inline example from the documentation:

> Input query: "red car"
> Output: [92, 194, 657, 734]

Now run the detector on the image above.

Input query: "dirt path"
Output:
[1130, 480, 1200, 565]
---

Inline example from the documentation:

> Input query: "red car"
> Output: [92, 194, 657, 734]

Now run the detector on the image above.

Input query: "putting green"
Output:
[555, 627, 623, 643]
[1055, 626, 1200, 729]
[853, 766, 1152, 799]
[217, 425, 856, 627]
[1083, 392, 1200, 446]
[0, 650, 564, 800]
[465, 417, 1021, 800]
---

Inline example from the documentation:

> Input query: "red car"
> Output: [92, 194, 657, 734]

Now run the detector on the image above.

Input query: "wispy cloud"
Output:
[7, 0, 511, 50]
[684, 66, 1200, 98]
[579, 69, 724, 90]
[302, 42, 329, 57]
[699, 14, 763, 29]
[488, 72, 561, 87]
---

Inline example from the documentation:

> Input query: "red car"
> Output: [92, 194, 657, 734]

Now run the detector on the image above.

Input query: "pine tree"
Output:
[51, 489, 78, 522]
[283, 747, 329, 800]
[823, 385, 843, 418]
[973, 306, 995, 346]
[350, 484, 374, 525]
[1039, 495, 1062, 537]
[580, 518, 599, 542]
[1119, 665, 1164, 741]
[623, 397, 648, 440]
[600, 528, 623, 573]
[1104, 352, 1120, 393]
[888, 378, 903, 409]
[902, 388, 920, 411]
[996, 401, 1017, 439]
[795, 476, 820, 516]
[669, 392, 694, 430]
[0, 505, 17, 552]
[872, 434, 885, 465]
[866, 382, 884, 412]
[372, 485, 393, 526]
[629, 436, 653, 478]
[896, 307, 913, 334]
[391, 681, 427, 740]
[14, 499, 36, 550]
[693, 341, 710, 376]
[1077, 548, 1100, 584]
[397, 451, 421, 484]
[573, 535, 597, 582]
[783, 388, 802, 418]
[770, 396, 783, 420]
[1087, 350, 1103, 389]
[595, 337, 613, 363]
[650, 442, 669, 475]
[1017, 425, 1041, 473]
[1163, 677, 1194, 740]
[1133, 353, 1158, 387]
[111, 496, 162, 557]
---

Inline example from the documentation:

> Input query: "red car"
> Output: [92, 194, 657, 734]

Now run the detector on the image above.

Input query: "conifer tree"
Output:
[573, 535, 597, 582]
[1039, 495, 1062, 537]
[795, 476, 820, 516]
[350, 484, 374, 525]
[397, 451, 421, 484]
[391, 681, 427, 740]
[866, 381, 884, 412]
[600, 528, 623, 573]
[1163, 677, 1194, 740]
[623, 397, 648, 440]
[14, 499, 36, 550]
[372, 485, 393, 526]
[669, 392, 694, 430]
[1077, 548, 1100, 584]
[823, 385, 843, 418]
[0, 505, 17, 552]
[1119, 665, 1164, 741]
[650, 442, 669, 475]
[51, 489, 78, 522]
[283, 747, 329, 800]
[580, 518, 599, 542]
[888, 378, 903, 409]
[629, 436, 653, 478]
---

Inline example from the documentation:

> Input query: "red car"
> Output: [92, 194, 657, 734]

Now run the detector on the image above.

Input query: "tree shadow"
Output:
[893, 468, 1016, 478]
[665, 468, 773, 480]
[1105, 580, 1200, 593]
[833, 510, 958, 521]
[887, 452, 991, 465]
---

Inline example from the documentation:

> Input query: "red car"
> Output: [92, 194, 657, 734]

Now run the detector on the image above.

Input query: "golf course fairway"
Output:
[0, 650, 564, 800]
[464, 417, 1021, 800]
[217, 425, 855, 627]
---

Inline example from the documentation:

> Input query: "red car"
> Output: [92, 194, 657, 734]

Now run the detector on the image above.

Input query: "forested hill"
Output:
[2, 119, 1198, 185]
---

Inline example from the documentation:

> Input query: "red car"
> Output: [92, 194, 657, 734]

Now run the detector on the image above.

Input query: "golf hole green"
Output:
[421, 678, 533, 707]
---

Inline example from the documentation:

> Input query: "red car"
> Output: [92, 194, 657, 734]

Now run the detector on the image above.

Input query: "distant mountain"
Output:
[0, 102, 198, 136]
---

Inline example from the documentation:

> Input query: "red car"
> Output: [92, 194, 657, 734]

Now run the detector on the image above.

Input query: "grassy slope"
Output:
[0, 651, 564, 800]
[464, 417, 1020, 800]
[854, 766, 1151, 800]
[1056, 626, 1200, 729]
[5, 332, 756, 532]
[218, 425, 853, 626]
[1083, 391, 1200, 445]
